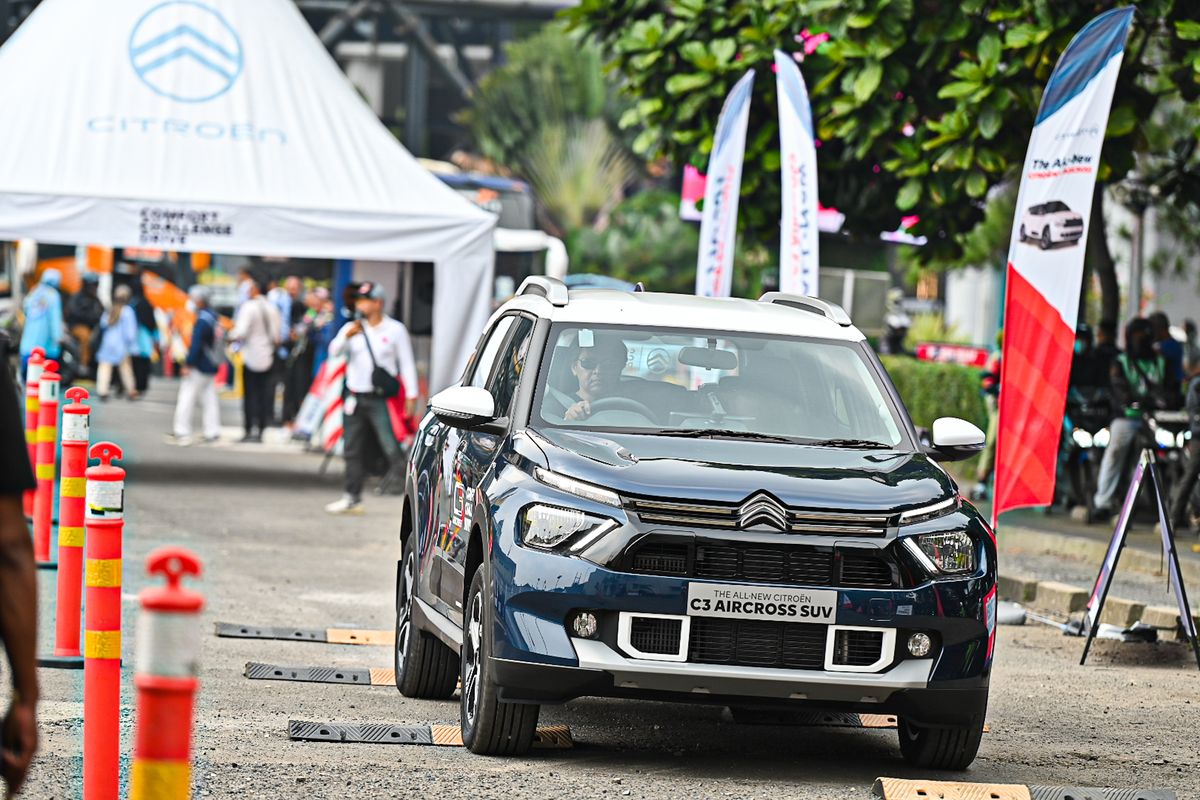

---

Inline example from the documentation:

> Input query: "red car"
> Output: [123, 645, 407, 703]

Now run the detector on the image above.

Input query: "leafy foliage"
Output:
[566, 0, 1200, 273]
[881, 356, 987, 433]
[459, 25, 636, 235]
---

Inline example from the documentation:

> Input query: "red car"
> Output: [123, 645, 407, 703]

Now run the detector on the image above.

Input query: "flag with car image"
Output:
[993, 7, 1135, 521]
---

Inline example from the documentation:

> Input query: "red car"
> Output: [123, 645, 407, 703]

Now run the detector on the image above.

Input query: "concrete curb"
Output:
[1000, 525, 1200, 586]
[996, 572, 1197, 639]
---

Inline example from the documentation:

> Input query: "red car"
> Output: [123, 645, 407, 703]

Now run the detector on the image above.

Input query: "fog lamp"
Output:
[907, 632, 933, 658]
[570, 611, 599, 639]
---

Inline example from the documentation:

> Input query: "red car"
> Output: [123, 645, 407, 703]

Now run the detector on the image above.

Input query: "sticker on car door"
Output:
[686, 583, 838, 623]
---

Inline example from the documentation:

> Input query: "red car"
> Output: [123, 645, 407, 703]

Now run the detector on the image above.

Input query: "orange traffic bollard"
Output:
[52, 387, 91, 666]
[32, 359, 60, 567]
[130, 548, 204, 800]
[23, 347, 45, 519]
[83, 442, 125, 800]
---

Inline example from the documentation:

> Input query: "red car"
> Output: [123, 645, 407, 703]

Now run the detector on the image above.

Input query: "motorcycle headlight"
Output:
[1093, 428, 1110, 448]
[1071, 429, 1093, 449]
[521, 504, 615, 551]
[1155, 428, 1176, 449]
[902, 531, 976, 575]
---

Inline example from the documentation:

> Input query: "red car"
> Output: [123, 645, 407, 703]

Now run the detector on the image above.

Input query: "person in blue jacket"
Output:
[171, 286, 222, 444]
[95, 285, 139, 400]
[19, 268, 63, 375]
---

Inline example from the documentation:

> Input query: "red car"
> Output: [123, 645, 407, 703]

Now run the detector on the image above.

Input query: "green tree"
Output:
[567, 0, 1200, 318]
[458, 24, 636, 238]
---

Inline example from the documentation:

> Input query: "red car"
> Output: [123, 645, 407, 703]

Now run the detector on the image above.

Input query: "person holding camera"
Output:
[324, 282, 417, 516]
[1090, 318, 1181, 521]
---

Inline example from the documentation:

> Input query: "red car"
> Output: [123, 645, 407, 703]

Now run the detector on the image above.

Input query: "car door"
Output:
[437, 314, 536, 618]
[427, 314, 521, 618]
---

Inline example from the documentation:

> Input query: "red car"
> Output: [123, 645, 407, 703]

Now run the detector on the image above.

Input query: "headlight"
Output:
[534, 467, 621, 507]
[1093, 428, 1110, 448]
[1155, 428, 1176, 449]
[1071, 429, 1093, 449]
[522, 504, 615, 551]
[902, 531, 976, 575]
[898, 496, 960, 526]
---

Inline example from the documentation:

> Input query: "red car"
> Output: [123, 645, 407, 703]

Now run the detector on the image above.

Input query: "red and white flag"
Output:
[775, 50, 819, 296]
[993, 8, 1135, 522]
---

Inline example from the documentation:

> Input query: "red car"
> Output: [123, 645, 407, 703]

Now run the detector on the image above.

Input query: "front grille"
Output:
[628, 617, 683, 656]
[832, 629, 886, 667]
[627, 497, 891, 537]
[631, 542, 689, 576]
[627, 539, 897, 589]
[688, 618, 826, 670]
[1062, 219, 1083, 228]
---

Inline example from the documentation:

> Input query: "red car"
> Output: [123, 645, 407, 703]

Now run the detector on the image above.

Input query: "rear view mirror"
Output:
[678, 347, 738, 371]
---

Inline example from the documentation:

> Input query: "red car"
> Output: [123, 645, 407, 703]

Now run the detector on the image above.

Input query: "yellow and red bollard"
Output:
[130, 548, 204, 800]
[32, 359, 60, 567]
[23, 347, 45, 519]
[49, 387, 91, 667]
[83, 442, 125, 800]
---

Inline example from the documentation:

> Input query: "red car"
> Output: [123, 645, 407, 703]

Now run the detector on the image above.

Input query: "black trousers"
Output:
[343, 394, 404, 500]
[242, 365, 274, 435]
[131, 355, 152, 393]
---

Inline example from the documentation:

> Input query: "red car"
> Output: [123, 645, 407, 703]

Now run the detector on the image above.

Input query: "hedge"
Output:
[880, 356, 988, 432]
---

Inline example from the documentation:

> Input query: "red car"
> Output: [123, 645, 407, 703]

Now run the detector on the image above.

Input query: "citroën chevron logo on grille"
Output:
[738, 493, 788, 530]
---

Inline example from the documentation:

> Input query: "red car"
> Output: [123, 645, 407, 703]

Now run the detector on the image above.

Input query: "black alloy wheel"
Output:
[394, 541, 458, 698]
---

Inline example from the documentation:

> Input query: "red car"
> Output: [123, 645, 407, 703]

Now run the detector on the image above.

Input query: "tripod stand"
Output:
[1080, 448, 1200, 669]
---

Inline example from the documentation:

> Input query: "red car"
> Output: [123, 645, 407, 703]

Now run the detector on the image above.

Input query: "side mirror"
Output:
[925, 417, 986, 462]
[430, 386, 499, 430]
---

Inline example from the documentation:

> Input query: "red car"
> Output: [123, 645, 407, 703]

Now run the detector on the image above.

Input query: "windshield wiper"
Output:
[807, 438, 891, 449]
[652, 428, 796, 443]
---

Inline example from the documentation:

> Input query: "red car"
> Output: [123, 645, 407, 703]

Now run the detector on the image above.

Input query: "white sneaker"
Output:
[324, 495, 364, 516]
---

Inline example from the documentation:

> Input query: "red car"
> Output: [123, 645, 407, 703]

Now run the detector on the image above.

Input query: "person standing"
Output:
[18, 268, 63, 375]
[129, 280, 158, 395]
[1090, 318, 1181, 521]
[171, 286, 222, 444]
[95, 285, 139, 401]
[231, 274, 281, 443]
[324, 282, 417, 515]
[65, 274, 104, 377]
[0, 331, 40, 795]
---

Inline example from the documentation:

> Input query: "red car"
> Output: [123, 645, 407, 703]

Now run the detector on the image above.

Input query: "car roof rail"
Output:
[758, 292, 853, 327]
[517, 276, 569, 307]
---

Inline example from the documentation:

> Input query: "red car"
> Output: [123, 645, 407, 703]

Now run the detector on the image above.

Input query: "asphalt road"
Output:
[9, 383, 1200, 798]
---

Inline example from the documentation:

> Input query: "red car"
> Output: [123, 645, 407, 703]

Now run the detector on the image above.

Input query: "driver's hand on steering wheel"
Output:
[565, 400, 592, 421]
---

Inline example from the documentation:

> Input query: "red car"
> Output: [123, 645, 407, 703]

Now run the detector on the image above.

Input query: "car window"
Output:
[533, 324, 905, 447]
[467, 316, 516, 389]
[1043, 201, 1069, 213]
[485, 316, 535, 416]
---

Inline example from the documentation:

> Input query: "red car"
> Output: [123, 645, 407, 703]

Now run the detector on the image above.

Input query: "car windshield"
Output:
[533, 324, 906, 447]
[1043, 201, 1070, 213]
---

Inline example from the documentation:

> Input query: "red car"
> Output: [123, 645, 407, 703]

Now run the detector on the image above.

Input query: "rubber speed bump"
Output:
[244, 663, 395, 687]
[289, 720, 573, 750]
[873, 779, 1177, 800]
[215, 623, 392, 645]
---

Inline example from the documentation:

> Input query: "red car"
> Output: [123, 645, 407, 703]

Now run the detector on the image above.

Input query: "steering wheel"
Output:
[586, 396, 658, 421]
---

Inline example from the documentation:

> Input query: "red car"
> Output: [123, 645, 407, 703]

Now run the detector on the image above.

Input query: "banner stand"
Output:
[1079, 449, 1200, 670]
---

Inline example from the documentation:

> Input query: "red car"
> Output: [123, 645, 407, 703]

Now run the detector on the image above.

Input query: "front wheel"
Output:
[460, 568, 540, 755]
[897, 716, 984, 770]
[394, 543, 459, 698]
[1040, 226, 1052, 250]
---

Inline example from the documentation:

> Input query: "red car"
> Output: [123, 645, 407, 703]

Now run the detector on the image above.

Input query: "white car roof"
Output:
[494, 288, 866, 342]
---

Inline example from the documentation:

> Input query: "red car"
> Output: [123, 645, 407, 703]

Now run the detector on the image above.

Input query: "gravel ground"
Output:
[7, 384, 1199, 798]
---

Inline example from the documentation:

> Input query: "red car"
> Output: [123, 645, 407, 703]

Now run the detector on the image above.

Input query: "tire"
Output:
[897, 716, 985, 770]
[1019, 224, 1026, 241]
[394, 541, 459, 699]
[1040, 226, 1052, 250]
[460, 568, 540, 755]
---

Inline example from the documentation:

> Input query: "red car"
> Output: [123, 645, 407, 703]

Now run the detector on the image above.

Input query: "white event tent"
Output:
[0, 0, 496, 392]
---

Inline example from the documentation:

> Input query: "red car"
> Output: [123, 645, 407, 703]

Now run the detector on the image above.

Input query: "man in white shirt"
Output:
[325, 282, 418, 515]
[231, 273, 282, 443]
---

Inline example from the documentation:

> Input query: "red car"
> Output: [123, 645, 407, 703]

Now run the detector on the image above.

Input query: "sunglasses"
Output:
[577, 357, 622, 371]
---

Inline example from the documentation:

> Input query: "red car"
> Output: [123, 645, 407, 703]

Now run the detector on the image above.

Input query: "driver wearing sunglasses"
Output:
[563, 338, 629, 421]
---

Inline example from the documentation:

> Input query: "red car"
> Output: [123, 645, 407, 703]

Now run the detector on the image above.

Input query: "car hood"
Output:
[529, 428, 955, 513]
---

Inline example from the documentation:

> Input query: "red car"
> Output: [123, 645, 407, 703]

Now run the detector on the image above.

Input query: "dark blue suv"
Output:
[395, 278, 996, 769]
